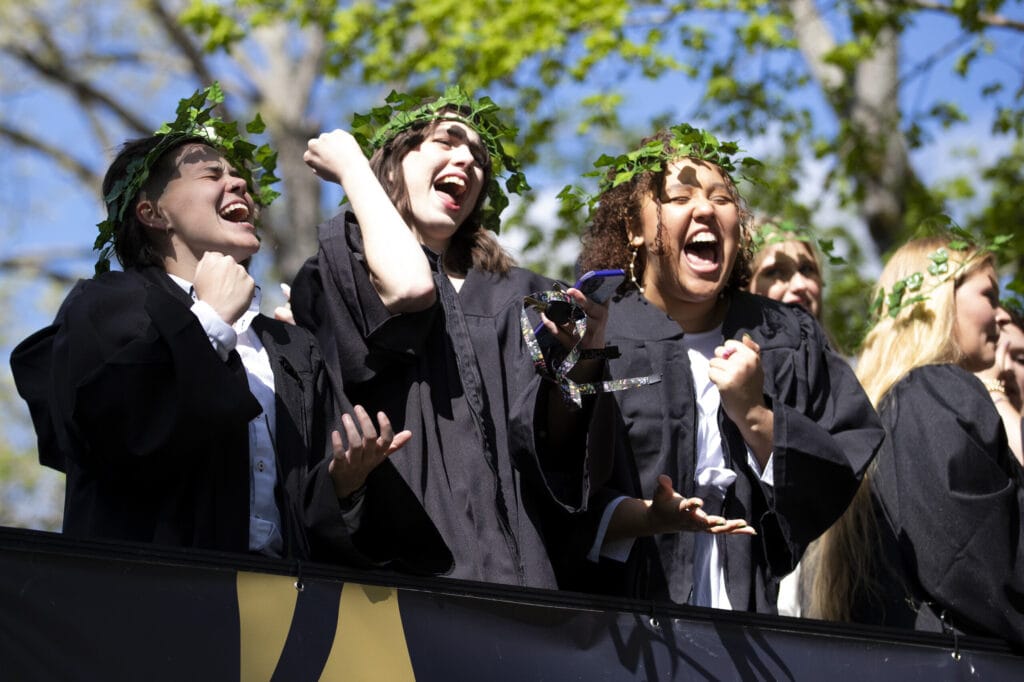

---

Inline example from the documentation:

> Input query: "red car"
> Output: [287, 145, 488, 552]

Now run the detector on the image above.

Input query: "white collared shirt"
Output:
[590, 325, 775, 610]
[168, 274, 284, 557]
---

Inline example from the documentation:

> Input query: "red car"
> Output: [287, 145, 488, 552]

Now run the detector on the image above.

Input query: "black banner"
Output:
[1, 527, 1021, 681]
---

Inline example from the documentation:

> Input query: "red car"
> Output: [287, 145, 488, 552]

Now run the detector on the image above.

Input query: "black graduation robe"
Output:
[10, 266, 340, 559]
[868, 363, 1024, 649]
[570, 289, 884, 613]
[290, 212, 594, 588]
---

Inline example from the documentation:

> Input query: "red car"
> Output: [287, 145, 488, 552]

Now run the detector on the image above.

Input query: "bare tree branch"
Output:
[145, 0, 220, 99]
[0, 249, 93, 285]
[3, 43, 151, 135]
[0, 122, 100, 190]
[903, 0, 1024, 32]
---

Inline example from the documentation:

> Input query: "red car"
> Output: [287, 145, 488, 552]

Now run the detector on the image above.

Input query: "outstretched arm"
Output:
[305, 130, 435, 313]
[604, 474, 756, 544]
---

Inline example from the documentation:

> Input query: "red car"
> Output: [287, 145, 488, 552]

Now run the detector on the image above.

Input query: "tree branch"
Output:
[0, 249, 93, 285]
[903, 0, 1024, 32]
[145, 0, 219, 94]
[0, 122, 101, 190]
[3, 43, 151, 135]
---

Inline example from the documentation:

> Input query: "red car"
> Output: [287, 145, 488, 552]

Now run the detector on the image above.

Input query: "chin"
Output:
[962, 351, 995, 373]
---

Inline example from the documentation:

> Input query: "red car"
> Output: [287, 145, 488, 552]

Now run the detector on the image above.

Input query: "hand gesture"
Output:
[304, 130, 367, 186]
[709, 334, 773, 465]
[709, 334, 765, 420]
[541, 287, 609, 352]
[273, 282, 295, 326]
[329, 405, 412, 499]
[648, 474, 755, 536]
[995, 337, 1022, 406]
[193, 251, 254, 325]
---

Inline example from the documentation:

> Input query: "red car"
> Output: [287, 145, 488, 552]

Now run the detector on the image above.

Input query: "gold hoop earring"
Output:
[629, 244, 645, 294]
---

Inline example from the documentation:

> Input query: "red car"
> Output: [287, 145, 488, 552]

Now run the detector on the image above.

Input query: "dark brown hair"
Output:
[579, 130, 753, 293]
[368, 111, 514, 276]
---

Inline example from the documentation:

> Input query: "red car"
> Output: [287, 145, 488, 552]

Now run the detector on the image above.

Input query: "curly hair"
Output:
[369, 109, 514, 276]
[578, 130, 753, 294]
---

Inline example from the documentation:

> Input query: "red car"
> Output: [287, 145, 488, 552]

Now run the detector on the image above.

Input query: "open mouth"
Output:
[683, 231, 720, 270]
[434, 174, 468, 210]
[220, 202, 252, 224]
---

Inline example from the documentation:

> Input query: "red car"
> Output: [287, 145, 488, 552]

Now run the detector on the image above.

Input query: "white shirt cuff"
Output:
[746, 448, 775, 486]
[190, 300, 238, 361]
[587, 496, 636, 563]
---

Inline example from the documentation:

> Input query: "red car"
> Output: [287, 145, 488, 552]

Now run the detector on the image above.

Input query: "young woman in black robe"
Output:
[9, 89, 404, 559]
[567, 126, 884, 613]
[811, 235, 1024, 649]
[290, 90, 607, 587]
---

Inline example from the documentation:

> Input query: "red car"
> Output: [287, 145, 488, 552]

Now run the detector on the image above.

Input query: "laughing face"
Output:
[630, 158, 742, 329]
[399, 119, 486, 252]
[138, 142, 259, 275]
[750, 240, 823, 318]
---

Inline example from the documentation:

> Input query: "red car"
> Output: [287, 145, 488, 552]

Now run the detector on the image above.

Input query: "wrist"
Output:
[740, 403, 773, 461]
[335, 153, 372, 188]
[980, 377, 1006, 394]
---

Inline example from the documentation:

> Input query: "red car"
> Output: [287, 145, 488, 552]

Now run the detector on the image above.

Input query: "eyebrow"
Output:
[437, 123, 487, 160]
[438, 123, 468, 141]
[664, 179, 730, 192]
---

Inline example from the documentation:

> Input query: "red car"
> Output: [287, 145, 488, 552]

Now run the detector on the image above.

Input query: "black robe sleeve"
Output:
[10, 270, 260, 550]
[23, 273, 260, 465]
[756, 304, 883, 560]
[873, 364, 1024, 648]
[291, 214, 452, 575]
[291, 212, 438, 386]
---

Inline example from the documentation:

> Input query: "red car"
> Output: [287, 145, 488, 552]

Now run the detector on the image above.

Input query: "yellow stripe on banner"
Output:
[319, 583, 416, 682]
[237, 571, 299, 682]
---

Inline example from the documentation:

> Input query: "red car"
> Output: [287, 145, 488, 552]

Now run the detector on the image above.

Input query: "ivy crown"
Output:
[559, 123, 763, 217]
[869, 223, 1014, 320]
[751, 219, 846, 268]
[350, 86, 529, 234]
[94, 82, 280, 274]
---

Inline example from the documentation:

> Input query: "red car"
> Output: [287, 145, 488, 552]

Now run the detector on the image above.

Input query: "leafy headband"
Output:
[559, 123, 762, 216]
[751, 219, 846, 267]
[94, 82, 280, 273]
[350, 86, 529, 234]
[870, 225, 1012, 320]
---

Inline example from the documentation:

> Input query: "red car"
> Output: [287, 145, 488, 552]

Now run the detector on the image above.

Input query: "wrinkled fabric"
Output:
[10, 267, 333, 558]
[870, 364, 1024, 649]
[571, 290, 884, 613]
[291, 213, 595, 587]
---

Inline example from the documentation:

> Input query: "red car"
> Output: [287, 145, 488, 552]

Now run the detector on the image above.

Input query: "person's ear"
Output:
[135, 195, 168, 230]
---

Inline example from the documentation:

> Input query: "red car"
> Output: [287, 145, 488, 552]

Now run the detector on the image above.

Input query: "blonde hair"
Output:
[857, 235, 991, 405]
[810, 234, 994, 622]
